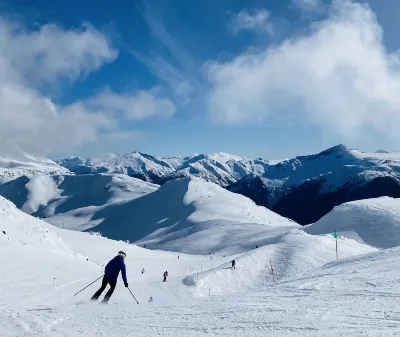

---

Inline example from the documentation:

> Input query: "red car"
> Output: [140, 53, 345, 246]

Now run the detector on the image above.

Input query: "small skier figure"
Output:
[231, 259, 236, 270]
[141, 268, 145, 274]
[91, 250, 128, 303]
[163, 271, 168, 282]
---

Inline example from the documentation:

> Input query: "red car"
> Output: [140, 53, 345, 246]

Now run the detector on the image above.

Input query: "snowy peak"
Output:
[314, 144, 348, 157]
[60, 151, 254, 187]
[0, 154, 71, 183]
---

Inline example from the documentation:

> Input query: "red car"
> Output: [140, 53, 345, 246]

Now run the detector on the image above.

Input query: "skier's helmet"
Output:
[118, 250, 126, 259]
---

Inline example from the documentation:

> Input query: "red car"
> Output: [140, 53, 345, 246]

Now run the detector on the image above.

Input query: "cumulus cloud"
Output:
[228, 9, 273, 36]
[0, 18, 175, 157]
[206, 0, 400, 139]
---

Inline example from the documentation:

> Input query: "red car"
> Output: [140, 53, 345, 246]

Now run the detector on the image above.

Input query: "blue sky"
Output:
[0, 0, 400, 160]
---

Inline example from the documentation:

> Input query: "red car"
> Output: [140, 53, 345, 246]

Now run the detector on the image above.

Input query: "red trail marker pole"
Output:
[270, 259, 275, 282]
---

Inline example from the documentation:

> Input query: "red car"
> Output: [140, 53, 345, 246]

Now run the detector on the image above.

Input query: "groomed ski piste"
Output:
[3, 194, 400, 336]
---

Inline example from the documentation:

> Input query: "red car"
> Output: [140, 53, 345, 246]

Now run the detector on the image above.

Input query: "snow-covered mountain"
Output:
[58, 145, 400, 226]
[229, 145, 400, 224]
[68, 176, 299, 254]
[0, 153, 70, 183]
[58, 152, 182, 183]
[59, 151, 270, 186]
[0, 174, 299, 254]
[0, 174, 158, 231]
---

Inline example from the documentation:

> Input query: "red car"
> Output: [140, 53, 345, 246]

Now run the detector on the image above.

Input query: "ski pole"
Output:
[127, 287, 139, 304]
[74, 275, 104, 296]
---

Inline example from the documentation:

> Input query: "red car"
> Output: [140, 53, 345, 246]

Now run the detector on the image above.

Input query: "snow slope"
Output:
[88, 177, 299, 254]
[0, 174, 297, 254]
[2, 195, 400, 336]
[0, 153, 70, 183]
[183, 229, 376, 296]
[305, 197, 400, 249]
[0, 174, 158, 231]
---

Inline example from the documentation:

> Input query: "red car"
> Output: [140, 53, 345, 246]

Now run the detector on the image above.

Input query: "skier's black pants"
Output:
[91, 277, 117, 302]
[163, 276, 166, 282]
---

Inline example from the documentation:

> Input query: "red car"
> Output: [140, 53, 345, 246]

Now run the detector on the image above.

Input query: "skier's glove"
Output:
[124, 282, 129, 288]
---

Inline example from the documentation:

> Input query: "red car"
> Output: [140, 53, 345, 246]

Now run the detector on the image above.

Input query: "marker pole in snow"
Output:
[127, 287, 139, 304]
[270, 260, 275, 282]
[334, 230, 338, 260]
[74, 275, 104, 296]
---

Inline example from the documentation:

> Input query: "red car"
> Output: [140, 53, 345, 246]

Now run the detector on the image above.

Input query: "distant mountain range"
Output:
[58, 145, 400, 225]
[0, 144, 399, 227]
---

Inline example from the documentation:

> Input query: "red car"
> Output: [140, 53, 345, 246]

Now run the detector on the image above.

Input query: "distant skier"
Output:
[91, 250, 128, 303]
[163, 271, 168, 282]
[232, 260, 236, 270]
[141, 268, 145, 274]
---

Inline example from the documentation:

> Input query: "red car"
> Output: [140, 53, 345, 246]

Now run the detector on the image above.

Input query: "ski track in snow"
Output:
[3, 281, 400, 336]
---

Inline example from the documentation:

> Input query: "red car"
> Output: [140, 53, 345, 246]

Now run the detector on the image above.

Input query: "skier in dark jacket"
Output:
[91, 250, 128, 303]
[232, 259, 236, 269]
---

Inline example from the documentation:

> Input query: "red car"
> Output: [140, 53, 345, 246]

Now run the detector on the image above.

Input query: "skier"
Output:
[91, 250, 128, 303]
[141, 268, 145, 274]
[232, 259, 236, 270]
[163, 271, 168, 282]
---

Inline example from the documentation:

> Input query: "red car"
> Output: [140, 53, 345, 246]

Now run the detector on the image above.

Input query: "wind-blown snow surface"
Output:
[0, 154, 70, 183]
[0, 174, 158, 231]
[1, 195, 399, 336]
[89, 177, 299, 254]
[306, 197, 400, 249]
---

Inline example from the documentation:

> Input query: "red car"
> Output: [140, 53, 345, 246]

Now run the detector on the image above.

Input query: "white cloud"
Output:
[292, 0, 323, 12]
[206, 0, 400, 140]
[133, 4, 203, 105]
[106, 131, 145, 140]
[0, 18, 175, 157]
[87, 89, 176, 120]
[0, 20, 118, 85]
[229, 9, 273, 36]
